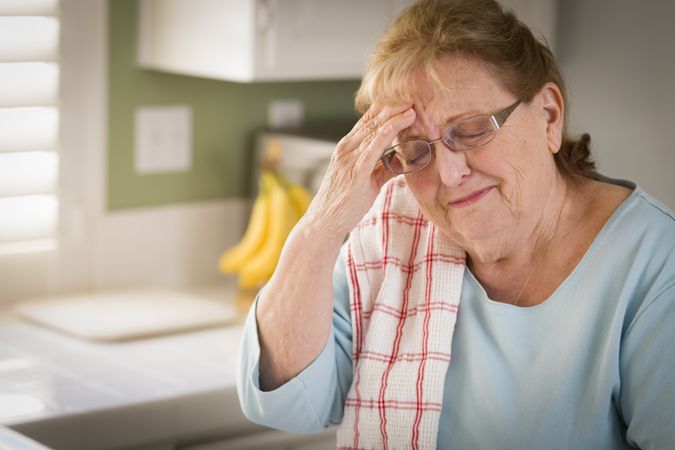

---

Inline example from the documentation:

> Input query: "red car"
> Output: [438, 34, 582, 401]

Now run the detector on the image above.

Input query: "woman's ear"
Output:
[539, 82, 564, 154]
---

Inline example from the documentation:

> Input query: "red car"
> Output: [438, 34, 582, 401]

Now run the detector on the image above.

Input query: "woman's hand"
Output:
[254, 104, 415, 390]
[303, 104, 417, 237]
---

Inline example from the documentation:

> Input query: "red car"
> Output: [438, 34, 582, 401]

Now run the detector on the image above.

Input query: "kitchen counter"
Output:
[0, 284, 265, 450]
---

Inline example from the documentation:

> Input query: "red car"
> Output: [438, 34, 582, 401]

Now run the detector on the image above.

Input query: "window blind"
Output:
[0, 0, 60, 254]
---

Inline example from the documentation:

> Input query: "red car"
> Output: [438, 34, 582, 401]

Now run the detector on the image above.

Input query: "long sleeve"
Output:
[236, 248, 354, 433]
[620, 283, 675, 449]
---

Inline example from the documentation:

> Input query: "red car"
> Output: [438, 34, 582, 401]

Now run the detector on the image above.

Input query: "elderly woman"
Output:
[237, 0, 675, 448]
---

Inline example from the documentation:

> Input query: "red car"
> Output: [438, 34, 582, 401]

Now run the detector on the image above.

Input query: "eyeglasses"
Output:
[380, 100, 521, 174]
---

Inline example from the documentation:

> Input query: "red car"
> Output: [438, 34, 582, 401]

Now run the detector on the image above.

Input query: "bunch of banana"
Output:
[218, 170, 312, 289]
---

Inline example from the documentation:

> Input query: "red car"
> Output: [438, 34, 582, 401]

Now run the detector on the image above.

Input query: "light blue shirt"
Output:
[237, 184, 675, 449]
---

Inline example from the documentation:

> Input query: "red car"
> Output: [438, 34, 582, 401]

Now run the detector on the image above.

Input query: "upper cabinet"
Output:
[137, 0, 558, 83]
[137, 0, 408, 82]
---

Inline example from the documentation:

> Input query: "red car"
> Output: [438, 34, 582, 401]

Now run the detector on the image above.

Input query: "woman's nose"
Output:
[433, 142, 471, 187]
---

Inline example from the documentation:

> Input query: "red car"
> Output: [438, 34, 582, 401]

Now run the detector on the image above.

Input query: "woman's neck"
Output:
[468, 175, 577, 306]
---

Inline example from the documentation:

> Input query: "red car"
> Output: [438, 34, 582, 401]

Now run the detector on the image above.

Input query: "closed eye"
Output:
[406, 153, 426, 164]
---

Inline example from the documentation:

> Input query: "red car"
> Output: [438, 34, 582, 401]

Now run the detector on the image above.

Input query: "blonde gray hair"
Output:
[356, 0, 597, 179]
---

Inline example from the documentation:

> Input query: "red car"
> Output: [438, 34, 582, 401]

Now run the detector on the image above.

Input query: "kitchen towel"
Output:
[337, 176, 466, 449]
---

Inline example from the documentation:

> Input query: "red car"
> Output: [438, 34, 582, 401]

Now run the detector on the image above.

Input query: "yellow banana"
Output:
[218, 174, 271, 274]
[286, 182, 312, 218]
[238, 173, 297, 288]
[277, 174, 312, 218]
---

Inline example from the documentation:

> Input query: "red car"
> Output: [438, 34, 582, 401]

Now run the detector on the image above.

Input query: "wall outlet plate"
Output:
[134, 105, 192, 174]
[267, 99, 304, 129]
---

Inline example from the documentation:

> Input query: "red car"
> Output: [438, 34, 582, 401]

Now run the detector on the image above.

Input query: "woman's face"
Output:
[400, 55, 564, 262]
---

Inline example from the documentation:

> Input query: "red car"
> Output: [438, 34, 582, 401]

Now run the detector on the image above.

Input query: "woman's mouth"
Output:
[448, 186, 494, 208]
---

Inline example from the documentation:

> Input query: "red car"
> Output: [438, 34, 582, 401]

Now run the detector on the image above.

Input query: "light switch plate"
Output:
[135, 105, 192, 174]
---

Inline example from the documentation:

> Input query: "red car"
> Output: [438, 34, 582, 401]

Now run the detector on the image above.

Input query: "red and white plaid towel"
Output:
[336, 176, 466, 450]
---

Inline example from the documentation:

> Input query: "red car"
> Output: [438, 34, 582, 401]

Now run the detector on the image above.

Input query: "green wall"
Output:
[108, 0, 361, 210]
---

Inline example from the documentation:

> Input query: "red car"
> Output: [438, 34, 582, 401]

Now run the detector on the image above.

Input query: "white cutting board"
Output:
[14, 288, 238, 342]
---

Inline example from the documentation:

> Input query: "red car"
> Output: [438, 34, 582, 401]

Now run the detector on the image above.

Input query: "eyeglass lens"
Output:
[382, 141, 433, 174]
[444, 116, 498, 150]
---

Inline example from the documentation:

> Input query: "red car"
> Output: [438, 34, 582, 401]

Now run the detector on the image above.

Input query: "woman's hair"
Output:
[356, 0, 597, 179]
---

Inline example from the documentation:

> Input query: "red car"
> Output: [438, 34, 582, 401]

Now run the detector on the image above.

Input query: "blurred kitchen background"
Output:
[0, 0, 673, 449]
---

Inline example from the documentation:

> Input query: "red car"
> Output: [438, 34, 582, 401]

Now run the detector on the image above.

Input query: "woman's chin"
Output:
[441, 212, 507, 248]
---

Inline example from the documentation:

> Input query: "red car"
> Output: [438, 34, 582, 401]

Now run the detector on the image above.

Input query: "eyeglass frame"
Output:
[380, 99, 522, 175]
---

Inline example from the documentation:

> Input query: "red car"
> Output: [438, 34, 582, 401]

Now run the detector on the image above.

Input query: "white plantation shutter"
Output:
[0, 0, 60, 254]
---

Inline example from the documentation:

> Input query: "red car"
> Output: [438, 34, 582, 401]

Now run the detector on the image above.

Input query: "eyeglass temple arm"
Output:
[492, 100, 521, 128]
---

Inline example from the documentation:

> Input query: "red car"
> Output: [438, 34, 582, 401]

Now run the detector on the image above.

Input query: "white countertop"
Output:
[0, 284, 261, 450]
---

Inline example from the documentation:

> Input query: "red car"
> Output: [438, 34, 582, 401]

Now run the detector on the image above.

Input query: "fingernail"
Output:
[381, 123, 393, 133]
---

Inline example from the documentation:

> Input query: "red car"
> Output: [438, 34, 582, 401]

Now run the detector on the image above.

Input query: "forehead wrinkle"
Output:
[416, 98, 440, 135]
[396, 101, 437, 142]
[396, 60, 508, 142]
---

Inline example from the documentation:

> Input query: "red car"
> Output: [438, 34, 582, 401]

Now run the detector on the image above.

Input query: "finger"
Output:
[360, 107, 417, 167]
[358, 103, 413, 141]
[345, 106, 412, 164]
[345, 103, 413, 144]
[412, 99, 436, 137]
[340, 104, 384, 143]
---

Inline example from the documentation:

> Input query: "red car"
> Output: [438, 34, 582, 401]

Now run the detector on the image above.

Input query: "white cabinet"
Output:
[137, 0, 558, 83]
[137, 0, 408, 82]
